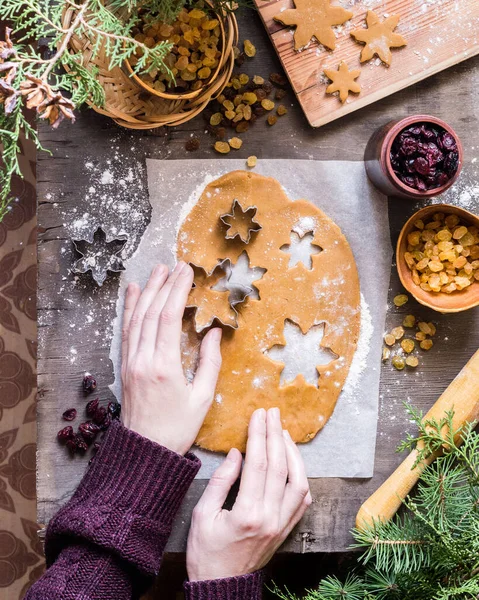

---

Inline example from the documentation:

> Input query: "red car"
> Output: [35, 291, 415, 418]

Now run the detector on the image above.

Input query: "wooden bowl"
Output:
[397, 204, 479, 313]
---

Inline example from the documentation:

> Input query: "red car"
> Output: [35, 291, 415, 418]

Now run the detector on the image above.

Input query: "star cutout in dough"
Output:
[220, 199, 262, 243]
[280, 231, 322, 269]
[265, 320, 338, 387]
[324, 61, 361, 103]
[274, 0, 353, 51]
[187, 261, 250, 332]
[351, 11, 407, 66]
[214, 251, 267, 303]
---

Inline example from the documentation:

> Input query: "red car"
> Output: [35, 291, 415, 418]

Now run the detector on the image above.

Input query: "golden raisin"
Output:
[210, 112, 223, 126]
[277, 104, 288, 116]
[402, 314, 416, 328]
[392, 356, 405, 370]
[261, 99, 275, 111]
[393, 294, 409, 307]
[246, 155, 257, 168]
[401, 339, 415, 354]
[229, 137, 243, 149]
[267, 115, 278, 126]
[391, 326, 405, 340]
[214, 141, 230, 154]
[420, 339, 433, 351]
[382, 347, 391, 361]
[244, 39, 256, 57]
[406, 356, 419, 368]
[384, 333, 396, 346]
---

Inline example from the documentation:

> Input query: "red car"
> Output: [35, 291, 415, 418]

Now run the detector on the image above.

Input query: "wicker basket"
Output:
[61, 4, 238, 129]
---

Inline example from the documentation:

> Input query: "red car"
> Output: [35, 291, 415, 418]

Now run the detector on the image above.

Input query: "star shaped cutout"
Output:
[187, 261, 250, 332]
[280, 231, 322, 269]
[213, 251, 267, 303]
[351, 11, 407, 65]
[324, 62, 361, 103]
[265, 320, 338, 387]
[72, 227, 127, 286]
[220, 200, 262, 243]
[274, 0, 353, 51]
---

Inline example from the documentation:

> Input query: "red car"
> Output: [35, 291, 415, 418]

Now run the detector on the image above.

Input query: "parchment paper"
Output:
[110, 160, 391, 478]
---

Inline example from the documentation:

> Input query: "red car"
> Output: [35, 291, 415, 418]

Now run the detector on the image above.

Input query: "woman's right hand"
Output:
[120, 262, 223, 455]
[186, 407, 312, 581]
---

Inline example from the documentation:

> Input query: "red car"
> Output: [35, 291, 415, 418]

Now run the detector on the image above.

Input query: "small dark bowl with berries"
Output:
[364, 115, 463, 200]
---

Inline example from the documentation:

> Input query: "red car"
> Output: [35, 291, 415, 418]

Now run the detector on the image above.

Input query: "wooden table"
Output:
[37, 10, 479, 553]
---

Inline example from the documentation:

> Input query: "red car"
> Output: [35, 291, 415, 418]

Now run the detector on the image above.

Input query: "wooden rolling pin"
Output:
[356, 348, 479, 530]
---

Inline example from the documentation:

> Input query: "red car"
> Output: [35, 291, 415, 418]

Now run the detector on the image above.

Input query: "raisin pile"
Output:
[390, 123, 459, 192]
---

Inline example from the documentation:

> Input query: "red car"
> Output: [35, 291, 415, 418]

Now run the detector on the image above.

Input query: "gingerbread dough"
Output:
[324, 62, 361, 103]
[274, 0, 353, 51]
[178, 171, 360, 453]
[351, 11, 407, 65]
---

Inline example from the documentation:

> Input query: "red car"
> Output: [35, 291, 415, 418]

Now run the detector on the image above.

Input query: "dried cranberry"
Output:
[99, 413, 112, 431]
[399, 137, 418, 155]
[414, 157, 430, 176]
[86, 398, 100, 417]
[79, 421, 100, 443]
[93, 406, 107, 425]
[74, 434, 88, 453]
[414, 176, 427, 191]
[62, 408, 77, 421]
[83, 373, 97, 394]
[400, 175, 416, 188]
[108, 401, 121, 420]
[441, 132, 457, 151]
[57, 426, 74, 443]
[66, 438, 77, 455]
[436, 172, 449, 186]
[444, 151, 459, 175]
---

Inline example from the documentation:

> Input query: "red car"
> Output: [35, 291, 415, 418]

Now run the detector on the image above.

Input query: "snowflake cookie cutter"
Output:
[186, 259, 252, 333]
[72, 227, 127, 286]
[220, 199, 262, 244]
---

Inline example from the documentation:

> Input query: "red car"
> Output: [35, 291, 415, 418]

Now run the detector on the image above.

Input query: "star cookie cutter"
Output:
[186, 259, 252, 333]
[72, 227, 127, 286]
[220, 199, 262, 244]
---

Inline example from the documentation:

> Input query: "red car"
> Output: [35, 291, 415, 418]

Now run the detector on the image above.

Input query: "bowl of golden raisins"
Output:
[126, 4, 235, 101]
[397, 204, 479, 313]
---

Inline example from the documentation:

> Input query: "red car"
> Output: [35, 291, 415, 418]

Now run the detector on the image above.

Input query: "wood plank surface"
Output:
[36, 8, 479, 553]
[254, 0, 479, 127]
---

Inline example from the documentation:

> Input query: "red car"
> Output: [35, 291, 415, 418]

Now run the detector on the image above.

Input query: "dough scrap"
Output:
[178, 171, 361, 453]
[324, 62, 361, 103]
[351, 11, 407, 65]
[274, 0, 353, 51]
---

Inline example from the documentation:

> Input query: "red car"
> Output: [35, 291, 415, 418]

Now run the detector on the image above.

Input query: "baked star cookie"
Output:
[324, 62, 361, 103]
[351, 11, 407, 65]
[274, 0, 353, 51]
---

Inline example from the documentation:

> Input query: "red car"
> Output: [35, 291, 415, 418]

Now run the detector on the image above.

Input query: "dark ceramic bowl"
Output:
[364, 115, 463, 200]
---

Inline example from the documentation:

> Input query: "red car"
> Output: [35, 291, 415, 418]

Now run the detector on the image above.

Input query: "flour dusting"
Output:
[342, 293, 373, 398]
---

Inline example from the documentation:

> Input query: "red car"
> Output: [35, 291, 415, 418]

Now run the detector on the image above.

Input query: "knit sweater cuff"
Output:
[46, 420, 200, 575]
[184, 571, 264, 599]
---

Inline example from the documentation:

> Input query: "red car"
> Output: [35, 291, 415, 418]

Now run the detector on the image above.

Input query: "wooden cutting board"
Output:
[254, 0, 479, 127]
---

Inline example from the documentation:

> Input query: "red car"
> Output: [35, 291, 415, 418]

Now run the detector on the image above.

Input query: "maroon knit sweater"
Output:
[26, 421, 263, 599]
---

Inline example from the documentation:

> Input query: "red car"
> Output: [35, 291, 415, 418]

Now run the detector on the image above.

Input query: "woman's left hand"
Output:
[121, 262, 223, 455]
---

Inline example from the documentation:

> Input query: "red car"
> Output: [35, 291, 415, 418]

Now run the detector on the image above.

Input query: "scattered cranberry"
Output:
[93, 406, 107, 425]
[83, 373, 97, 394]
[108, 401, 121, 420]
[57, 426, 74, 443]
[390, 123, 459, 191]
[86, 398, 100, 417]
[62, 408, 77, 421]
[74, 434, 88, 453]
[79, 421, 100, 444]
[99, 413, 112, 431]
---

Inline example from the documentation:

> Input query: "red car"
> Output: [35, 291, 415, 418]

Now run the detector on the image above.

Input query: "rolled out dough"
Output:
[177, 171, 360, 453]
